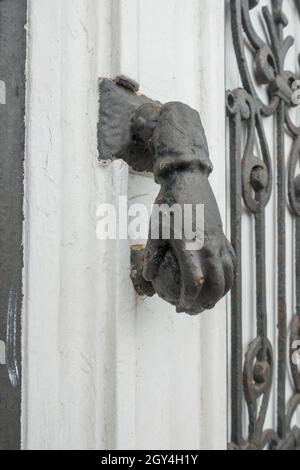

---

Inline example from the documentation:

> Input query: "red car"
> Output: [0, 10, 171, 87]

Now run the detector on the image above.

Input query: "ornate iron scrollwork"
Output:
[227, 0, 300, 450]
[98, 77, 235, 315]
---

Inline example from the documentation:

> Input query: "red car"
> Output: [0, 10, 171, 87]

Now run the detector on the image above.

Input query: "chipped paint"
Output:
[0, 341, 5, 365]
[0, 80, 6, 104]
[6, 288, 20, 388]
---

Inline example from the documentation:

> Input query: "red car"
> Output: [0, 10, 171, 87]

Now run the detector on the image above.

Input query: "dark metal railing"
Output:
[227, 0, 300, 450]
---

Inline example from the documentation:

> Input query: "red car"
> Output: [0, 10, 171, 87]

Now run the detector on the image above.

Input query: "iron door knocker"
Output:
[98, 76, 235, 315]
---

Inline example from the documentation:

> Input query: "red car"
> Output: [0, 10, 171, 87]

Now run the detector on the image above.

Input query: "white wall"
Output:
[23, 0, 227, 450]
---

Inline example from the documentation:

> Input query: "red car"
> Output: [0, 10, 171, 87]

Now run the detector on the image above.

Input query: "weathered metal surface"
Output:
[227, 0, 300, 450]
[98, 78, 236, 315]
[0, 0, 27, 450]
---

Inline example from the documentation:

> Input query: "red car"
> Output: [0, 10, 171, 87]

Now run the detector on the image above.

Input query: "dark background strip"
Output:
[0, 0, 27, 450]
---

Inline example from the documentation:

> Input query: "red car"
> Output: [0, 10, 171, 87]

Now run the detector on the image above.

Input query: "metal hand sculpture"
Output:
[98, 77, 235, 315]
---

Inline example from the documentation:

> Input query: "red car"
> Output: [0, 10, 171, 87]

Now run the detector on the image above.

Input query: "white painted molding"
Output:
[197, 0, 227, 450]
[23, 0, 227, 450]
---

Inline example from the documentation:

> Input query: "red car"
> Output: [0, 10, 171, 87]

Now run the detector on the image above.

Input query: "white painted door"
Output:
[23, 0, 227, 450]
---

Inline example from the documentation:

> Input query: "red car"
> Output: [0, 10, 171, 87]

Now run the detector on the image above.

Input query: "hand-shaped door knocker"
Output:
[98, 76, 235, 315]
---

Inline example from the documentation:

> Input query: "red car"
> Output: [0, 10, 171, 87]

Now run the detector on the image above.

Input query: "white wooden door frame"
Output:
[23, 0, 227, 450]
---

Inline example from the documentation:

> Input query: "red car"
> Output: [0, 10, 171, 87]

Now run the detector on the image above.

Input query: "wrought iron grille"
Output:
[227, 0, 300, 450]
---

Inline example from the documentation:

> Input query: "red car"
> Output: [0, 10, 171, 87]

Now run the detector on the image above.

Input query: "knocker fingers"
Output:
[172, 245, 205, 314]
[143, 239, 168, 282]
